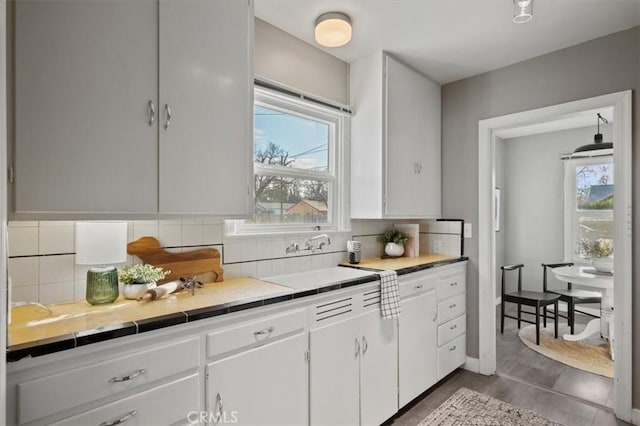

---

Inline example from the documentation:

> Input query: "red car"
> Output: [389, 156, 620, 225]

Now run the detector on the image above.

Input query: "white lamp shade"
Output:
[75, 222, 127, 265]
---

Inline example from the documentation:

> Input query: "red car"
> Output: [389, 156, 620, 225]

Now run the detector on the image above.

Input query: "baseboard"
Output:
[463, 356, 479, 373]
[631, 408, 640, 425]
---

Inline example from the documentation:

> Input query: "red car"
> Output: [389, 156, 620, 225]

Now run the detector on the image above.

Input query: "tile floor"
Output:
[388, 305, 627, 426]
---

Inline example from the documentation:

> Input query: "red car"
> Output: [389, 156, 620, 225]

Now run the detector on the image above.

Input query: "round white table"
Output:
[552, 265, 614, 358]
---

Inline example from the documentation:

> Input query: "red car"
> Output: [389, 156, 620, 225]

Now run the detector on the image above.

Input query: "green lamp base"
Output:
[86, 266, 119, 305]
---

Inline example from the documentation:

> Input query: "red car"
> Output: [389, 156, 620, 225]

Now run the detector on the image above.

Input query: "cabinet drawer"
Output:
[399, 274, 437, 299]
[51, 373, 200, 426]
[437, 270, 465, 301]
[437, 294, 465, 324]
[18, 337, 200, 424]
[207, 309, 305, 358]
[437, 334, 466, 380]
[437, 315, 466, 347]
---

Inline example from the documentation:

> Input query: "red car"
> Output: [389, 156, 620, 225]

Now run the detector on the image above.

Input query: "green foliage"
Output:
[377, 229, 409, 245]
[578, 197, 613, 210]
[579, 238, 614, 259]
[118, 264, 170, 284]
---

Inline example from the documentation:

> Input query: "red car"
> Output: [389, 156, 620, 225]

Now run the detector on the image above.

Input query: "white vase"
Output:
[122, 282, 157, 300]
[592, 256, 613, 273]
[385, 242, 404, 257]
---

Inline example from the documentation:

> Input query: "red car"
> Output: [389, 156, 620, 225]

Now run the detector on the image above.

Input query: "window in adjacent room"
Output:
[227, 86, 350, 235]
[563, 156, 614, 262]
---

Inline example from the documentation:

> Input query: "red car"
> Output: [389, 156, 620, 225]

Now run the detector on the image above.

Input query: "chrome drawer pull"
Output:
[433, 307, 438, 322]
[415, 284, 423, 290]
[450, 325, 457, 330]
[449, 345, 457, 351]
[164, 103, 172, 129]
[362, 336, 368, 354]
[449, 304, 456, 309]
[355, 337, 360, 357]
[99, 410, 137, 426]
[253, 326, 275, 336]
[216, 393, 224, 419]
[108, 369, 145, 383]
[450, 282, 458, 287]
[148, 100, 155, 126]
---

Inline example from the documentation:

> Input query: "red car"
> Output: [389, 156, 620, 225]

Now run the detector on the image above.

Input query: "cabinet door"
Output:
[359, 309, 398, 426]
[384, 55, 441, 218]
[398, 290, 438, 407]
[309, 316, 360, 426]
[206, 333, 307, 426]
[158, 0, 252, 216]
[15, 0, 159, 215]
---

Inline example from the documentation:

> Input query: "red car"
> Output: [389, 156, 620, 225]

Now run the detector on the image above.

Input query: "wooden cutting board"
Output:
[127, 236, 224, 283]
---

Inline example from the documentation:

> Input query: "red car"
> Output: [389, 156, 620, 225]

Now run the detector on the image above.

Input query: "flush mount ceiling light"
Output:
[513, 0, 533, 23]
[314, 12, 352, 48]
[574, 113, 613, 153]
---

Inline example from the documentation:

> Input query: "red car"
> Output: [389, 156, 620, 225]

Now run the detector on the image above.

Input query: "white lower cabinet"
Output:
[398, 288, 438, 407]
[436, 264, 468, 380]
[51, 374, 200, 426]
[309, 299, 398, 426]
[205, 332, 308, 426]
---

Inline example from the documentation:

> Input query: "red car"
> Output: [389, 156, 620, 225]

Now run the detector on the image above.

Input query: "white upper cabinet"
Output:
[158, 0, 252, 216]
[15, 0, 159, 215]
[13, 0, 253, 219]
[350, 52, 441, 219]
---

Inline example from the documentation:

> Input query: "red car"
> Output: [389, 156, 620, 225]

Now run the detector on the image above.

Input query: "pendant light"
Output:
[314, 12, 352, 47]
[574, 113, 613, 153]
[513, 0, 533, 24]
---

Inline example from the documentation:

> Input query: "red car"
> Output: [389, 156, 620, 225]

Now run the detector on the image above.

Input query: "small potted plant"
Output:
[378, 229, 410, 257]
[118, 264, 171, 299]
[579, 238, 614, 273]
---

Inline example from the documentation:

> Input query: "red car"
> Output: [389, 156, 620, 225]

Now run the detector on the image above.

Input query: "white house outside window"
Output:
[563, 155, 614, 263]
[227, 86, 349, 235]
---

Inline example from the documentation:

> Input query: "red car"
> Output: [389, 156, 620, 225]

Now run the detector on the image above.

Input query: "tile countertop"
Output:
[7, 255, 467, 362]
[340, 254, 468, 275]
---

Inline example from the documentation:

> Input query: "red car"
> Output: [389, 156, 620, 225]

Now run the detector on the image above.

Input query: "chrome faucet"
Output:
[304, 234, 331, 253]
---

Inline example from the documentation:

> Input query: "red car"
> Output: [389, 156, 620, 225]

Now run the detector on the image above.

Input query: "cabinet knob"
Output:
[108, 369, 146, 383]
[99, 410, 137, 426]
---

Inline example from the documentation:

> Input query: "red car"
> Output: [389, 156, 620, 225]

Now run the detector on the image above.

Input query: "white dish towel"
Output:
[378, 270, 400, 319]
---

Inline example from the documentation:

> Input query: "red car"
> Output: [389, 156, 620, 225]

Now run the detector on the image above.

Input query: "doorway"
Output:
[476, 91, 632, 422]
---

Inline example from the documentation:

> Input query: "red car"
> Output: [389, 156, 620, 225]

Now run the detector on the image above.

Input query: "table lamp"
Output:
[75, 222, 127, 305]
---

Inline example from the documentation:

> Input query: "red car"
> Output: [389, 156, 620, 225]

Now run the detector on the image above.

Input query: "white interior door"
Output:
[159, 0, 252, 215]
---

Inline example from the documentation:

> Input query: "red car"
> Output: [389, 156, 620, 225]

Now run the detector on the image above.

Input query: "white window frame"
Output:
[563, 154, 613, 263]
[226, 87, 350, 236]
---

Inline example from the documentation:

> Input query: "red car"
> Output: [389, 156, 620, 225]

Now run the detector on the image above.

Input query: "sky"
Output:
[254, 105, 329, 172]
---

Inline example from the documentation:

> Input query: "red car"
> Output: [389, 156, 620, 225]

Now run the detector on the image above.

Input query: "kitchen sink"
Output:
[262, 266, 378, 291]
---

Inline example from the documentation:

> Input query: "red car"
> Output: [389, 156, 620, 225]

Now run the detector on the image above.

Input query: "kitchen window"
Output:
[563, 155, 614, 263]
[226, 86, 350, 235]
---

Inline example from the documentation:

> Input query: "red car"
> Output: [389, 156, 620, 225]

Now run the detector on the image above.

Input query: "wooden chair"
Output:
[542, 262, 602, 335]
[501, 264, 560, 345]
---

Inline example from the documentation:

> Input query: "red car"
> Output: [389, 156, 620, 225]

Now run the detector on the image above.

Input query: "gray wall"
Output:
[441, 26, 640, 406]
[254, 18, 349, 105]
[501, 125, 607, 292]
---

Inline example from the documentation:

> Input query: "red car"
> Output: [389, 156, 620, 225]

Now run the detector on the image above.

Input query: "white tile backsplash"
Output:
[39, 223, 74, 255]
[39, 281, 74, 304]
[8, 257, 39, 287]
[8, 226, 38, 257]
[8, 218, 464, 304]
[39, 255, 75, 284]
